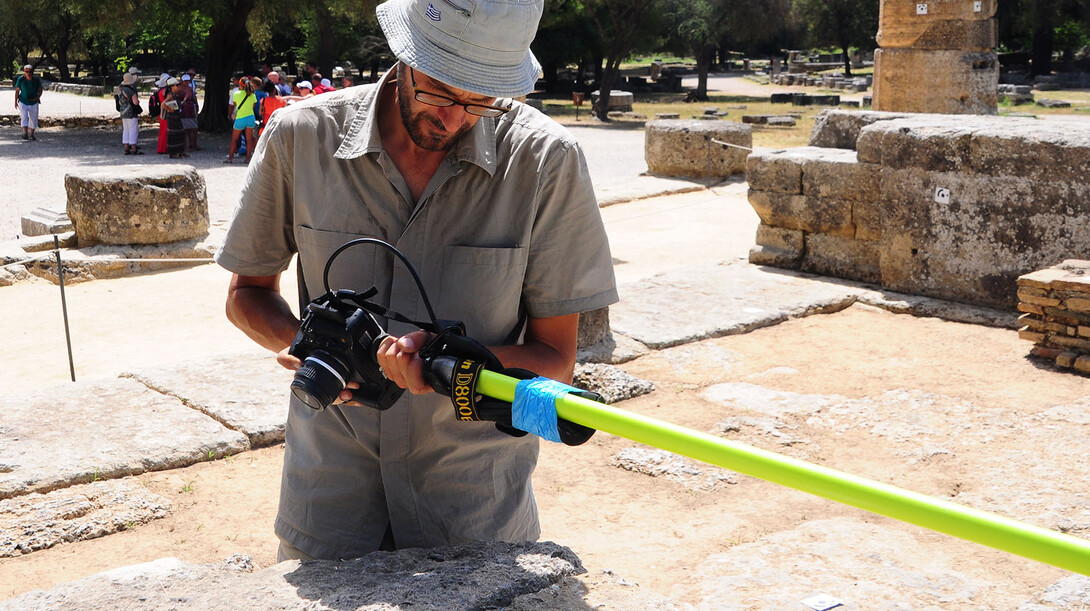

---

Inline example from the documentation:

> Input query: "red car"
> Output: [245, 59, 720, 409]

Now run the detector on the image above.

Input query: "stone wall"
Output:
[747, 109, 1090, 310]
[1017, 260, 1090, 373]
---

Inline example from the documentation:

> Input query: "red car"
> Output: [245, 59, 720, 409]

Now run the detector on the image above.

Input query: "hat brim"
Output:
[377, 0, 541, 98]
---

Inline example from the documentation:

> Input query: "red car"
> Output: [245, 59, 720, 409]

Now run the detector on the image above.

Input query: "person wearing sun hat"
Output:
[117, 71, 143, 155]
[216, 0, 617, 562]
[14, 64, 43, 141]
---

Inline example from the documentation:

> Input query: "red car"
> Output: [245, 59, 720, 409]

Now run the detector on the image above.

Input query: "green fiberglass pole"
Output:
[477, 370, 1090, 576]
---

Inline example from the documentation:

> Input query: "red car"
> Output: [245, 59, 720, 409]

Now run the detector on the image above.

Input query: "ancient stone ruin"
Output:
[65, 165, 210, 246]
[645, 119, 751, 179]
[1017, 260, 1090, 373]
[873, 0, 998, 114]
[748, 109, 1090, 310]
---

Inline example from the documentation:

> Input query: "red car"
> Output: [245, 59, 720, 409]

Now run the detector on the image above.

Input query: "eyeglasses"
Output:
[409, 67, 509, 118]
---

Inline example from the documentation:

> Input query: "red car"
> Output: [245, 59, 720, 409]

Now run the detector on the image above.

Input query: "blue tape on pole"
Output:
[511, 377, 574, 443]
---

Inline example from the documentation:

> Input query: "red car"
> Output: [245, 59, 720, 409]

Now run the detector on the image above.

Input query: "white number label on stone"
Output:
[916, 3, 928, 14]
[934, 187, 951, 205]
[974, 1, 982, 11]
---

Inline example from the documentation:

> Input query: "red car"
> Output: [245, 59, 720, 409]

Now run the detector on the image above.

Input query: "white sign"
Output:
[934, 186, 951, 205]
[802, 594, 843, 611]
[916, 3, 928, 14]
[974, 1, 982, 11]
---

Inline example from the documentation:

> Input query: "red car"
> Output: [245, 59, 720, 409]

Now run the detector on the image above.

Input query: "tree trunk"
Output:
[316, 4, 336, 79]
[690, 45, 715, 102]
[594, 59, 619, 121]
[842, 48, 852, 77]
[199, 0, 257, 132]
[1031, 0, 1054, 76]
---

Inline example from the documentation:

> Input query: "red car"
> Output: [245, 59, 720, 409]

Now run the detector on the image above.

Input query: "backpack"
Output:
[115, 90, 123, 112]
[148, 89, 162, 117]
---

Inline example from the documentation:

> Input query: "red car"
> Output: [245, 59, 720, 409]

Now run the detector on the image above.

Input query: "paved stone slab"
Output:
[677, 518, 1018, 608]
[0, 479, 170, 557]
[0, 378, 249, 499]
[0, 541, 584, 610]
[609, 262, 865, 348]
[122, 350, 293, 447]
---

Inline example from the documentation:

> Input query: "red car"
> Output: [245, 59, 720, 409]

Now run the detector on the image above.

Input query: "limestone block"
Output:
[803, 233, 882, 285]
[856, 117, 982, 171]
[65, 165, 210, 246]
[872, 48, 998, 115]
[577, 307, 611, 348]
[878, 18, 997, 51]
[808, 109, 912, 150]
[878, 0, 997, 49]
[800, 151, 880, 203]
[591, 90, 634, 112]
[878, 168, 1090, 308]
[749, 224, 804, 268]
[645, 119, 751, 178]
[747, 190, 854, 238]
[969, 121, 1090, 184]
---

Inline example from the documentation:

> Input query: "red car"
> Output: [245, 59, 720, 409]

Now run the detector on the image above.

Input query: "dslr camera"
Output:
[288, 288, 404, 411]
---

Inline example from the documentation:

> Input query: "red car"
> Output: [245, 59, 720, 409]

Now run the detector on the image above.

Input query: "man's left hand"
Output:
[376, 330, 436, 394]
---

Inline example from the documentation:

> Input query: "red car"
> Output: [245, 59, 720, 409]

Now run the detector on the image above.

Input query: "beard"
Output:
[396, 71, 473, 151]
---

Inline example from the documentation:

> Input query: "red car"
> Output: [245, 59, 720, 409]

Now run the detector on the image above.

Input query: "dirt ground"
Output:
[0, 281, 1083, 605]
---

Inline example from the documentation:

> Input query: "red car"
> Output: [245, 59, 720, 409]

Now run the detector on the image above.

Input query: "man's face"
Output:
[395, 64, 490, 152]
[269, 73, 280, 84]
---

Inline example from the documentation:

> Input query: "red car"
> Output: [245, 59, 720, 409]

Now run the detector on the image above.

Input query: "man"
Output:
[14, 65, 43, 141]
[215, 0, 617, 561]
[264, 70, 291, 97]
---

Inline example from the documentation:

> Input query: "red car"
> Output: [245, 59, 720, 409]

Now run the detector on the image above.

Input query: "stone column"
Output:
[872, 0, 998, 114]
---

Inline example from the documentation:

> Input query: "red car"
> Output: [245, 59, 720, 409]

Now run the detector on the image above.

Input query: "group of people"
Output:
[115, 67, 199, 157]
[224, 69, 340, 164]
[112, 65, 345, 162]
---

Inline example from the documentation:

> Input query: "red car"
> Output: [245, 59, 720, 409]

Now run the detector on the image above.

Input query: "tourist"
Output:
[14, 65, 43, 141]
[162, 78, 187, 159]
[117, 71, 143, 155]
[214, 0, 616, 562]
[225, 77, 257, 164]
[152, 73, 171, 154]
[264, 70, 291, 96]
[179, 74, 200, 150]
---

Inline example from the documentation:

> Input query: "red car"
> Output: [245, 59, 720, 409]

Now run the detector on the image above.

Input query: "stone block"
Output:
[747, 148, 812, 193]
[808, 109, 912, 150]
[969, 121, 1090, 184]
[644, 119, 751, 178]
[877, 168, 1090, 308]
[20, 207, 72, 237]
[65, 165, 209, 246]
[577, 307, 611, 348]
[591, 90, 634, 112]
[749, 224, 804, 268]
[803, 234, 882, 284]
[856, 118, 977, 171]
[800, 151, 880, 203]
[878, 17, 997, 51]
[767, 116, 797, 127]
[742, 115, 771, 124]
[872, 48, 998, 115]
[747, 190, 854, 238]
[878, 0, 997, 49]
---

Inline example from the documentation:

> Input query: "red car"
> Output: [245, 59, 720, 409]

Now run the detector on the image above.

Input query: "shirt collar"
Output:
[334, 69, 498, 177]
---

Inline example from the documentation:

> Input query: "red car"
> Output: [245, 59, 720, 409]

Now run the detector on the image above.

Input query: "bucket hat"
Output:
[376, 0, 543, 98]
[122, 72, 137, 86]
[128, 66, 141, 75]
[155, 73, 170, 88]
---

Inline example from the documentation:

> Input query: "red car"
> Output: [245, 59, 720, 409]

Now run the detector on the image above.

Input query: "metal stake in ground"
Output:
[53, 234, 75, 382]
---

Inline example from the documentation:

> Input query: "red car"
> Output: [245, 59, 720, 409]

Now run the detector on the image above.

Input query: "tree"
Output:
[664, 0, 792, 101]
[586, 0, 667, 121]
[792, 0, 878, 76]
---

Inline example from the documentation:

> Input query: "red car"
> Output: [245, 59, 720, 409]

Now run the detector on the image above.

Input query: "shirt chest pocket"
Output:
[437, 245, 528, 345]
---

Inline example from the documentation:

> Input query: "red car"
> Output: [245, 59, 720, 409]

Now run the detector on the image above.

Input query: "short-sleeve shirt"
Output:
[232, 89, 256, 119]
[215, 71, 618, 558]
[16, 75, 42, 105]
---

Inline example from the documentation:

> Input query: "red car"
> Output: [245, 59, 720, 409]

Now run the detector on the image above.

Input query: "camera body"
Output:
[288, 289, 404, 411]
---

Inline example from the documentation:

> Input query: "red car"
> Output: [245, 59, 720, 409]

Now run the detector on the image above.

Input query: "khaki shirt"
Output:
[216, 73, 618, 558]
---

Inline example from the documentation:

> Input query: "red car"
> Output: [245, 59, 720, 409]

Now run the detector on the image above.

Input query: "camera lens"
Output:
[291, 353, 350, 410]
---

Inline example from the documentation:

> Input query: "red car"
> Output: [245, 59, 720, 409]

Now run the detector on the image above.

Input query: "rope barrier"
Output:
[478, 369, 1090, 576]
